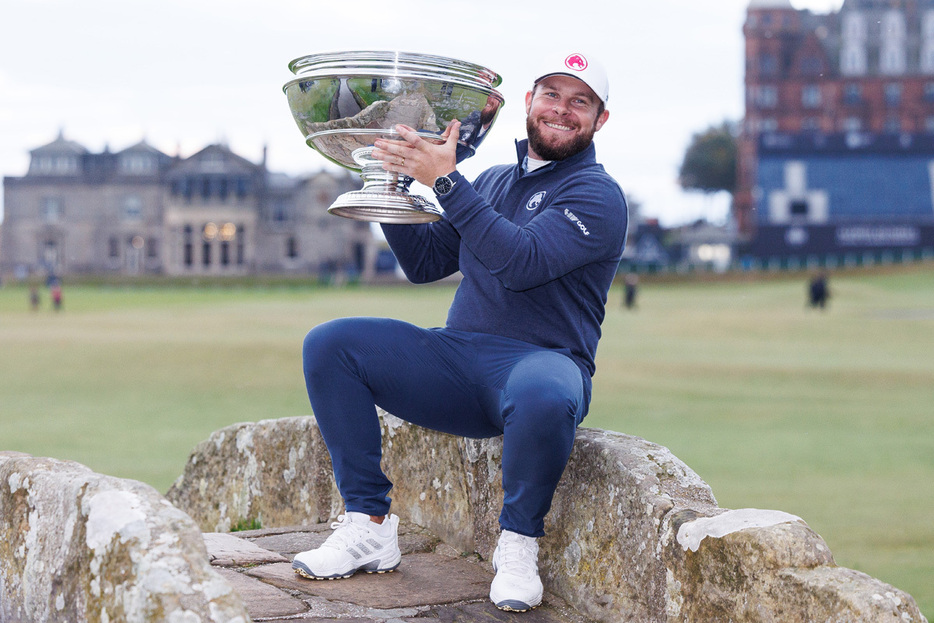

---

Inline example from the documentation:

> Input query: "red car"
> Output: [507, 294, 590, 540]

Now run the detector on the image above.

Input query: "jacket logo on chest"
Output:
[526, 191, 547, 211]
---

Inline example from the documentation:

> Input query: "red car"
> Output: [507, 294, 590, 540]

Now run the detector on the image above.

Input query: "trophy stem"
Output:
[355, 147, 416, 196]
[326, 147, 442, 224]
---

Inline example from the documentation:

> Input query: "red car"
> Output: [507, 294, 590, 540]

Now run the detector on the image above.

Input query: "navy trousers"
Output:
[302, 317, 589, 537]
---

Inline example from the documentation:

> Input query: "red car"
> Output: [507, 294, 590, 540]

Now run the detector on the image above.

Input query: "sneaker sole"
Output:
[292, 559, 400, 580]
[494, 599, 540, 612]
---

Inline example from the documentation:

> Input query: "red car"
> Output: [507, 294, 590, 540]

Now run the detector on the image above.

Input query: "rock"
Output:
[0, 451, 249, 623]
[166, 416, 342, 532]
[166, 414, 929, 623]
[663, 514, 925, 622]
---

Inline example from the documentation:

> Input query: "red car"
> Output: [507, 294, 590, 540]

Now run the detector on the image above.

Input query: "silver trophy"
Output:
[283, 51, 504, 223]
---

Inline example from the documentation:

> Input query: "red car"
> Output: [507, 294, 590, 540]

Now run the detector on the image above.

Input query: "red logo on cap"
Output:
[565, 54, 588, 72]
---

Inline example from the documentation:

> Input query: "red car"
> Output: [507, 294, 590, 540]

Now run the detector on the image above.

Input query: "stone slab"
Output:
[204, 532, 288, 566]
[421, 601, 592, 623]
[246, 553, 491, 609]
[213, 567, 308, 619]
[247, 522, 440, 558]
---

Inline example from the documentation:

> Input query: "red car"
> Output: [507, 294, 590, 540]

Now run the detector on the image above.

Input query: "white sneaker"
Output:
[292, 512, 401, 580]
[489, 530, 543, 611]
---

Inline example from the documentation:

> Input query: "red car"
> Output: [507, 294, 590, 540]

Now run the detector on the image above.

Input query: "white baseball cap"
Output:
[533, 52, 609, 105]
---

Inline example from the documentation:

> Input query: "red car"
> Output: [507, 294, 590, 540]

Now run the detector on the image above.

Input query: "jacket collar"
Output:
[513, 139, 598, 174]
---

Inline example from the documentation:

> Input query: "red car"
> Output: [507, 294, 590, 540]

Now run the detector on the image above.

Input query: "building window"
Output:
[236, 226, 245, 266]
[272, 200, 289, 222]
[885, 116, 902, 133]
[109, 237, 120, 259]
[759, 118, 779, 132]
[40, 197, 64, 222]
[286, 237, 298, 259]
[119, 154, 155, 174]
[844, 84, 862, 105]
[147, 238, 159, 259]
[841, 45, 867, 76]
[924, 46, 934, 74]
[236, 177, 251, 198]
[925, 83, 934, 103]
[42, 241, 59, 271]
[802, 85, 821, 108]
[759, 54, 778, 76]
[122, 195, 142, 220]
[843, 13, 867, 41]
[801, 117, 821, 132]
[202, 241, 212, 267]
[880, 44, 906, 75]
[884, 83, 902, 107]
[33, 155, 79, 175]
[925, 116, 934, 133]
[183, 225, 194, 267]
[752, 85, 778, 109]
[842, 117, 863, 132]
[881, 10, 906, 40]
[221, 241, 230, 266]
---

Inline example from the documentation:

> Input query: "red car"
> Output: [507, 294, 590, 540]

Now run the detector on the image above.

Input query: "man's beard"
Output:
[526, 116, 596, 161]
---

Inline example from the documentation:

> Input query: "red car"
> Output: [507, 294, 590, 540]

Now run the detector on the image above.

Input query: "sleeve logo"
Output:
[564, 209, 591, 236]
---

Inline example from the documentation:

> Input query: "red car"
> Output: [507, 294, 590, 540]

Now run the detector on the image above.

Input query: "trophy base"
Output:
[328, 189, 442, 224]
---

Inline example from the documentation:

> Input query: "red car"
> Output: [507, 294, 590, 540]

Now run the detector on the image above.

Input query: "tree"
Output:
[678, 121, 738, 195]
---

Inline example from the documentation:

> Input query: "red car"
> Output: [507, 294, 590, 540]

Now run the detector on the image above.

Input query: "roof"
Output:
[748, 0, 794, 8]
[116, 139, 168, 157]
[29, 130, 88, 156]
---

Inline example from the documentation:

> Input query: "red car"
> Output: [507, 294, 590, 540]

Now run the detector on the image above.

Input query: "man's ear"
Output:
[525, 90, 533, 115]
[594, 109, 610, 133]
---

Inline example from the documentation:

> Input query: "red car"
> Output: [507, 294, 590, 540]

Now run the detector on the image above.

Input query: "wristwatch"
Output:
[432, 174, 456, 197]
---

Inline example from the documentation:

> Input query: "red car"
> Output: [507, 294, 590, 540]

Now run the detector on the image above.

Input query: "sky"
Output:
[0, 0, 844, 226]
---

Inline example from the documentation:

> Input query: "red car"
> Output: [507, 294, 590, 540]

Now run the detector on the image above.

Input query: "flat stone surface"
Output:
[213, 567, 308, 619]
[423, 601, 589, 622]
[247, 553, 491, 609]
[246, 523, 440, 557]
[206, 522, 598, 622]
[204, 532, 289, 566]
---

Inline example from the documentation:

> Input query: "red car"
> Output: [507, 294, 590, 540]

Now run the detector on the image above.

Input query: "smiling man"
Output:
[294, 52, 627, 612]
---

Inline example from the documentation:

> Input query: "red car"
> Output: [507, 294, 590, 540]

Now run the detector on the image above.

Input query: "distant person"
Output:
[30, 287, 41, 311]
[50, 282, 63, 312]
[808, 272, 829, 310]
[623, 273, 638, 309]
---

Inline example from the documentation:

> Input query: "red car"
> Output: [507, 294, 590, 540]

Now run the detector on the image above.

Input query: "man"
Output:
[294, 52, 627, 612]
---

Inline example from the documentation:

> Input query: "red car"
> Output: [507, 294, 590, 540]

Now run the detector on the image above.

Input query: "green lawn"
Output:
[1, 267, 932, 616]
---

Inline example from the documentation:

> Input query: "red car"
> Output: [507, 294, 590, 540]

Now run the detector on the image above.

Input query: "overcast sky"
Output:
[0, 0, 843, 225]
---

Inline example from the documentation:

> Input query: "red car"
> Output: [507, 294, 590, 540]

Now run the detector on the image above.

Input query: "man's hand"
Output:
[372, 121, 461, 188]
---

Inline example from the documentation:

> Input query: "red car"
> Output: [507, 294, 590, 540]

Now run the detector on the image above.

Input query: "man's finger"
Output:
[444, 120, 461, 148]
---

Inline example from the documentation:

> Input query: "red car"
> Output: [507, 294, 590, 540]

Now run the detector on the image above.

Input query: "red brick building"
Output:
[736, 0, 934, 261]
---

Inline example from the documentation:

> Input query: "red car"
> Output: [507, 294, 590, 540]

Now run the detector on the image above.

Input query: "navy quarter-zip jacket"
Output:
[382, 138, 628, 382]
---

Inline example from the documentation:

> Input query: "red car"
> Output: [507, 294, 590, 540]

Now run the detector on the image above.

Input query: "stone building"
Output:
[0, 132, 378, 280]
[738, 0, 934, 262]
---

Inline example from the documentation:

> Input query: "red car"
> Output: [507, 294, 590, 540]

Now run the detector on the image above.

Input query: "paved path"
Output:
[204, 521, 596, 622]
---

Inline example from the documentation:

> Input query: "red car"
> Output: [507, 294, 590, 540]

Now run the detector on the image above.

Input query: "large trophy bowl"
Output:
[283, 51, 504, 223]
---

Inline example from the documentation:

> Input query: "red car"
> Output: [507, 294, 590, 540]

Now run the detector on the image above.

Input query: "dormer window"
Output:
[119, 154, 155, 175]
[31, 155, 79, 175]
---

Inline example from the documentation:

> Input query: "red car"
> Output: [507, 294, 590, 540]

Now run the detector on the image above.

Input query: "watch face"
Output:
[434, 176, 454, 195]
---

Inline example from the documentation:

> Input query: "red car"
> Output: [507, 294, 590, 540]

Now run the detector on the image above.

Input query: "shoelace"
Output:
[321, 514, 370, 550]
[497, 533, 539, 578]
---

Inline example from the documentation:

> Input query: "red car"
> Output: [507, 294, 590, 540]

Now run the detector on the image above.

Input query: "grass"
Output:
[1, 267, 932, 617]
